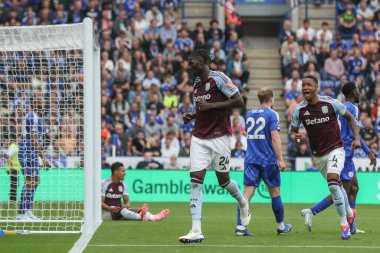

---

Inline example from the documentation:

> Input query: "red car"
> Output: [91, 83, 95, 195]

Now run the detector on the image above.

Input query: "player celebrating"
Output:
[16, 92, 50, 220]
[178, 49, 250, 243]
[301, 82, 376, 233]
[235, 88, 292, 236]
[101, 162, 170, 221]
[291, 76, 360, 240]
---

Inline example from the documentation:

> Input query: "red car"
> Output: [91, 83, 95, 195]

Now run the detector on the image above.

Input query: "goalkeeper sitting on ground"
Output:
[101, 162, 170, 221]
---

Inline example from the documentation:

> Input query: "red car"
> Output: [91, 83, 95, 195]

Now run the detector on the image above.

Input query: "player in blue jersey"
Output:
[234, 88, 292, 236]
[301, 82, 376, 233]
[16, 91, 50, 220]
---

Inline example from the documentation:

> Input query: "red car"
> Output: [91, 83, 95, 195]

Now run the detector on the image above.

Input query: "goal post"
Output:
[0, 17, 101, 235]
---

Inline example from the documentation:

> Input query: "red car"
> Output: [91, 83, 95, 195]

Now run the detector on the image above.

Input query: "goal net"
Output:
[0, 19, 101, 234]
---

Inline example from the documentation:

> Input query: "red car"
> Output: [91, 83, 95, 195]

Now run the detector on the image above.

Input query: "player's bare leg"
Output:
[179, 170, 206, 243]
[268, 186, 292, 234]
[235, 186, 255, 236]
[327, 173, 353, 239]
[216, 171, 250, 226]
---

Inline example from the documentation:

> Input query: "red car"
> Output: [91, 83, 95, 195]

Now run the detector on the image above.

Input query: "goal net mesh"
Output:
[0, 24, 85, 233]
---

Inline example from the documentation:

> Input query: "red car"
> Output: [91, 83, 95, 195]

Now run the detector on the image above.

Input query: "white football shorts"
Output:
[315, 147, 345, 178]
[190, 135, 231, 172]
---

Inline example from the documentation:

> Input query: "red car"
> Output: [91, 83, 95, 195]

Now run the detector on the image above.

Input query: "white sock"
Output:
[277, 222, 285, 230]
[190, 182, 203, 233]
[192, 219, 202, 234]
[328, 184, 348, 226]
[120, 208, 141, 220]
[237, 225, 246, 230]
[340, 186, 353, 217]
[224, 179, 246, 206]
[146, 212, 154, 221]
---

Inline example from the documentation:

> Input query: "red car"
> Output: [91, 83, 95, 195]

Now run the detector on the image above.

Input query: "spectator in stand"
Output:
[160, 19, 177, 45]
[164, 155, 181, 170]
[230, 128, 247, 151]
[348, 46, 367, 80]
[143, 19, 160, 44]
[68, 0, 85, 24]
[211, 41, 227, 63]
[161, 136, 179, 158]
[101, 154, 111, 170]
[324, 50, 345, 81]
[161, 116, 179, 138]
[227, 50, 249, 91]
[279, 19, 296, 43]
[231, 140, 246, 158]
[285, 70, 302, 92]
[284, 80, 301, 106]
[111, 92, 130, 116]
[145, 113, 162, 139]
[142, 69, 161, 90]
[131, 130, 147, 156]
[112, 123, 129, 156]
[316, 44, 330, 70]
[207, 19, 223, 40]
[179, 135, 191, 157]
[125, 103, 146, 129]
[225, 0, 242, 30]
[146, 134, 162, 157]
[316, 22, 333, 46]
[136, 152, 163, 169]
[225, 31, 239, 54]
[175, 29, 194, 53]
[296, 19, 315, 42]
[357, 0, 374, 23]
[280, 35, 300, 60]
[164, 2, 179, 26]
[360, 21, 375, 42]
[163, 86, 178, 108]
[303, 63, 321, 82]
[339, 4, 357, 39]
[145, 5, 163, 27]
[360, 117, 378, 146]
[298, 42, 316, 68]
[295, 141, 312, 157]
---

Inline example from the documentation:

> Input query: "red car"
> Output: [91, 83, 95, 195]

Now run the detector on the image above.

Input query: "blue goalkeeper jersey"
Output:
[19, 112, 43, 151]
[245, 107, 280, 165]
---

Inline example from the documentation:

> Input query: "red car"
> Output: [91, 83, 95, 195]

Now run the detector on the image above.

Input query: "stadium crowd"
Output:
[280, 0, 380, 169]
[0, 0, 250, 167]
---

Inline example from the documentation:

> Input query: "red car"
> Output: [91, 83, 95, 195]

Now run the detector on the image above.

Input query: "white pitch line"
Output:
[88, 244, 380, 249]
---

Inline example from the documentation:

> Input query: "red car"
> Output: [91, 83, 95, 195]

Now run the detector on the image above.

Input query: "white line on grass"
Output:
[88, 244, 380, 249]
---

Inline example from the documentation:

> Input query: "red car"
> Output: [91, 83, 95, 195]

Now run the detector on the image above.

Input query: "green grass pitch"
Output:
[1, 203, 379, 253]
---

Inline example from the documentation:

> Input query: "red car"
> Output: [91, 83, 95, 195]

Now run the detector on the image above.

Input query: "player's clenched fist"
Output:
[183, 112, 195, 124]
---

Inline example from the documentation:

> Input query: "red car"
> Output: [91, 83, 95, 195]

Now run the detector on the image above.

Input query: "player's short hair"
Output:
[303, 75, 319, 86]
[191, 49, 212, 65]
[111, 162, 124, 174]
[341, 81, 356, 97]
[258, 88, 273, 104]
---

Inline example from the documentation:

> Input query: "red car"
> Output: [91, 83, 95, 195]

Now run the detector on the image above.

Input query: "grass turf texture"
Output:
[1, 203, 379, 253]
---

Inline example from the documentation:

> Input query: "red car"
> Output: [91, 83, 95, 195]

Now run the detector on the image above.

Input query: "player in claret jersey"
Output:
[291, 76, 361, 240]
[178, 49, 250, 244]
[301, 82, 376, 234]
[101, 162, 170, 221]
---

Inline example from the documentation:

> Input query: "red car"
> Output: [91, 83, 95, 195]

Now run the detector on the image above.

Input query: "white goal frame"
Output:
[0, 17, 101, 240]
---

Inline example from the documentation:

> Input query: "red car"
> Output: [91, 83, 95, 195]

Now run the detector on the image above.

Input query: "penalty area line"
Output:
[87, 244, 380, 249]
